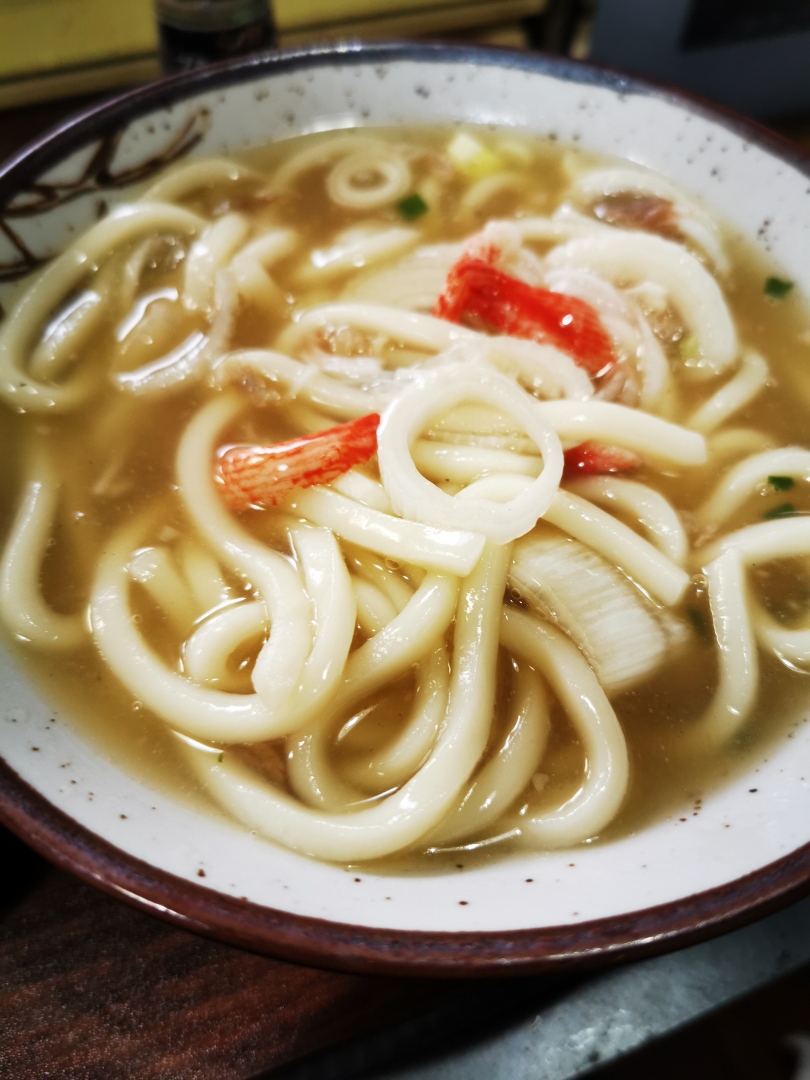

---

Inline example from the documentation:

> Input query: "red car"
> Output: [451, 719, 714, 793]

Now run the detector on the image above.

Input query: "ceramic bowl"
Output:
[2, 42, 810, 976]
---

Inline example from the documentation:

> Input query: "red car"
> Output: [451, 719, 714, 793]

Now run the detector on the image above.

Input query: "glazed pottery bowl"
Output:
[2, 42, 810, 976]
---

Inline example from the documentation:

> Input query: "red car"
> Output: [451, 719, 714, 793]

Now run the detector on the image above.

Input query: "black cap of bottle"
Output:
[155, 0, 276, 73]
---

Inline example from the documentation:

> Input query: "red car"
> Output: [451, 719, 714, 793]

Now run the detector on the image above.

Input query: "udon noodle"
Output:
[2, 127, 810, 864]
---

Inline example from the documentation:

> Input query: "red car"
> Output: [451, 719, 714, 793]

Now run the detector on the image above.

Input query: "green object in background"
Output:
[398, 193, 429, 220]
[768, 475, 795, 491]
[765, 276, 794, 298]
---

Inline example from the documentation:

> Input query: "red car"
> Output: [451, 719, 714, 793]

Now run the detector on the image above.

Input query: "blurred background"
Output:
[4, 0, 810, 121]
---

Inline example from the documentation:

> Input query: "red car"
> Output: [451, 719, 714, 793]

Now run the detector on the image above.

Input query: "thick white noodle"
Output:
[287, 594, 452, 810]
[429, 404, 527, 438]
[754, 605, 810, 671]
[424, 428, 539, 454]
[29, 289, 104, 382]
[188, 544, 505, 861]
[501, 607, 629, 847]
[331, 469, 393, 513]
[296, 227, 419, 284]
[276, 301, 473, 357]
[91, 515, 290, 743]
[289, 487, 485, 576]
[345, 548, 413, 612]
[461, 172, 526, 215]
[707, 427, 776, 463]
[696, 519, 810, 689]
[567, 476, 688, 565]
[127, 546, 198, 635]
[277, 301, 594, 400]
[269, 134, 382, 192]
[0, 203, 203, 412]
[283, 523, 357, 727]
[286, 572, 455, 810]
[326, 149, 411, 209]
[544, 490, 690, 605]
[142, 158, 260, 203]
[412, 441, 541, 485]
[0, 444, 86, 650]
[696, 448, 810, 527]
[377, 362, 563, 544]
[701, 516, 810, 567]
[497, 215, 603, 245]
[687, 549, 758, 748]
[284, 400, 339, 435]
[229, 228, 298, 306]
[183, 214, 248, 312]
[178, 542, 229, 611]
[570, 166, 727, 270]
[116, 286, 179, 344]
[346, 644, 450, 793]
[352, 576, 397, 636]
[430, 663, 550, 845]
[326, 573, 456, 709]
[546, 231, 737, 374]
[116, 270, 236, 396]
[117, 329, 204, 394]
[122, 238, 177, 306]
[472, 337, 594, 402]
[687, 351, 769, 434]
[119, 265, 237, 397]
[635, 311, 671, 411]
[176, 393, 317, 733]
[183, 600, 266, 684]
[452, 473, 531, 503]
[214, 348, 389, 418]
[537, 399, 707, 466]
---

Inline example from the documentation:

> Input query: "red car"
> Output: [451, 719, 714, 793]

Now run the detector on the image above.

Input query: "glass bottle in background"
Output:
[155, 0, 276, 74]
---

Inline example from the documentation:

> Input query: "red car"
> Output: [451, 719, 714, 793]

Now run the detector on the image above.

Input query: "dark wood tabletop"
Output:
[0, 824, 451, 1079]
[1, 821, 587, 1079]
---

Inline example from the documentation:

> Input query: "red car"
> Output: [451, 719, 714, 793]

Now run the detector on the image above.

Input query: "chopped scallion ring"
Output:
[765, 276, 794, 299]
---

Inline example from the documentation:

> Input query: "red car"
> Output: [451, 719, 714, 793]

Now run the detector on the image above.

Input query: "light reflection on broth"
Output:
[2, 126, 810, 868]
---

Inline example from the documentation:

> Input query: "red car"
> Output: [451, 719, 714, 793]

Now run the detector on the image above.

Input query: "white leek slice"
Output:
[509, 531, 681, 695]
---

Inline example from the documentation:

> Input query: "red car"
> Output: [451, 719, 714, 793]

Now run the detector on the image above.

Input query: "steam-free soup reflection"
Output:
[2, 127, 810, 865]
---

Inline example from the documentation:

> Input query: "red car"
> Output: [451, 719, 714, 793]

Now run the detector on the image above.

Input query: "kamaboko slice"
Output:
[509, 530, 679, 695]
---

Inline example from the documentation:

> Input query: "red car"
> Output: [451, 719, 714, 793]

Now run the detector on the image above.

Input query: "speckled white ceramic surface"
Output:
[3, 46, 810, 937]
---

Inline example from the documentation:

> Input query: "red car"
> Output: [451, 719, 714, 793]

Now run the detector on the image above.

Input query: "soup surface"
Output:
[2, 125, 810, 868]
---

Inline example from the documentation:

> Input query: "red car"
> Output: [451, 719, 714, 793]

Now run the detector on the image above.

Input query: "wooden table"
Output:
[0, 823, 460, 1078]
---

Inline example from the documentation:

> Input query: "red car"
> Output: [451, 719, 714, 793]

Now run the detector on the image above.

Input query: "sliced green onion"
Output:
[765, 276, 794, 299]
[218, 752, 224, 762]
[763, 502, 797, 519]
[398, 193, 429, 221]
[768, 475, 795, 491]
[447, 131, 503, 179]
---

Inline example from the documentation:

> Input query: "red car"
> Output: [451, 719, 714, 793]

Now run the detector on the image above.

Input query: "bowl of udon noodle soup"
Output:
[4, 43, 810, 975]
